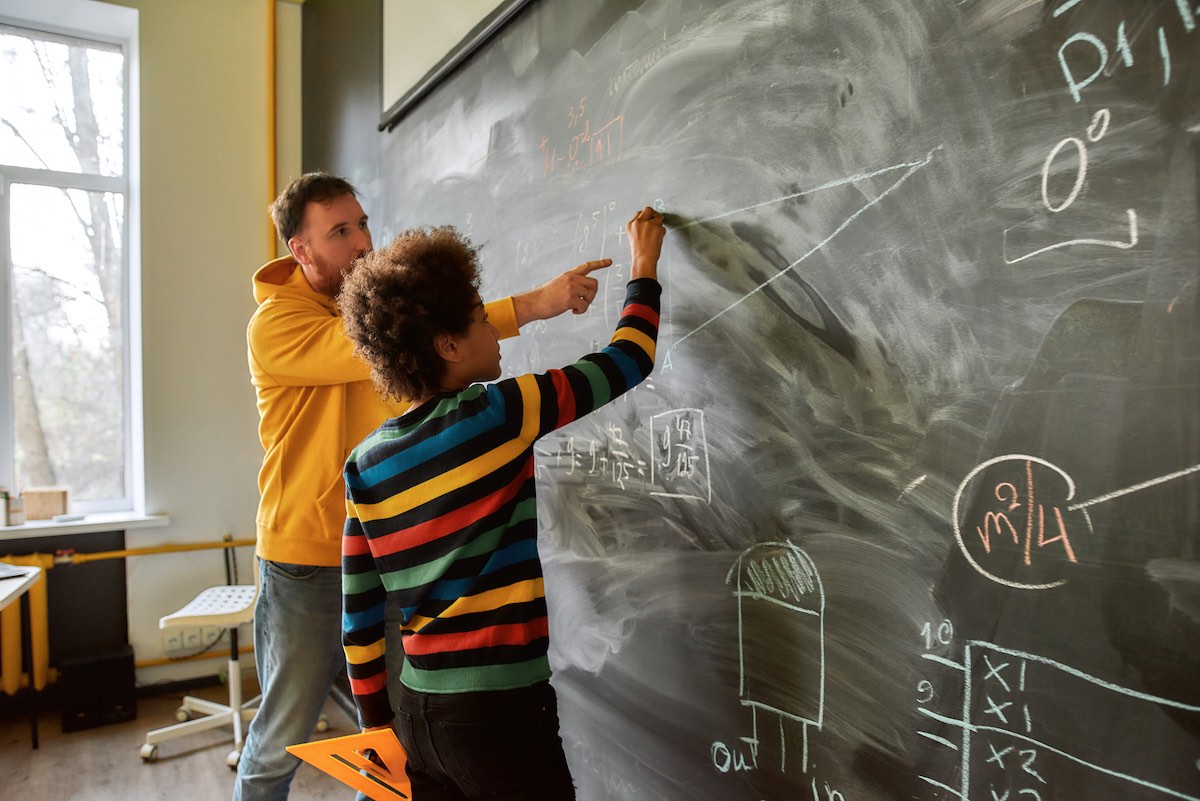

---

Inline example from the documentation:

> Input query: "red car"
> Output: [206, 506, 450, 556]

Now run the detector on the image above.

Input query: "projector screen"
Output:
[380, 0, 531, 131]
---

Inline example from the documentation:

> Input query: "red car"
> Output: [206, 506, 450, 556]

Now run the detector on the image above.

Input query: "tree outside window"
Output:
[0, 23, 130, 507]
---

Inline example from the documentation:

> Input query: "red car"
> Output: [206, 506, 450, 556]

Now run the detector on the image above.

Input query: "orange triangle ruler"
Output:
[287, 728, 411, 800]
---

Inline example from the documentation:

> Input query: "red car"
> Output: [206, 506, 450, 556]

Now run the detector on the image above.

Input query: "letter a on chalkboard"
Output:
[286, 728, 411, 800]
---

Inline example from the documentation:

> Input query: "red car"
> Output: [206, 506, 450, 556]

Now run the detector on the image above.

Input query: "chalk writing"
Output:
[954, 455, 1200, 589]
[510, 201, 633, 339]
[543, 422, 648, 491]
[711, 738, 758, 773]
[1003, 109, 1139, 265]
[812, 777, 847, 801]
[649, 408, 712, 502]
[512, 221, 575, 280]
[1056, 5, 1195, 102]
[917, 637, 1200, 801]
[539, 96, 624, 177]
[608, 40, 672, 97]
[953, 456, 1084, 590]
[567, 200, 634, 327]
[915, 617, 962, 765]
[921, 619, 954, 651]
[573, 201, 618, 257]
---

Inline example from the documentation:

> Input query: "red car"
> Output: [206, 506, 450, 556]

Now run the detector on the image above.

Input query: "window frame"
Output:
[0, 0, 142, 515]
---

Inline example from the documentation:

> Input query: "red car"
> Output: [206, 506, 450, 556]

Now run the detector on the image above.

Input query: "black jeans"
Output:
[394, 679, 576, 801]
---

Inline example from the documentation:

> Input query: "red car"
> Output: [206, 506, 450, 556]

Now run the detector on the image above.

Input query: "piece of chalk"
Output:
[52, 513, 86, 522]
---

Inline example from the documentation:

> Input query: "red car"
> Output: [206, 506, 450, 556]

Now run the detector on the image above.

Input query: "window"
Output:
[0, 2, 140, 514]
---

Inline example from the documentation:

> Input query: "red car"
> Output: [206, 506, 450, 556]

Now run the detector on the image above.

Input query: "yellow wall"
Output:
[102, 0, 302, 683]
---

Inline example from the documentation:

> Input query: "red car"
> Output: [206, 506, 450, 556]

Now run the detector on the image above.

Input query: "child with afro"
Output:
[338, 206, 665, 799]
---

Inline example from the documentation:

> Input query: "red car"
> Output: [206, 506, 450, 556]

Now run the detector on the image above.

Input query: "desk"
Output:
[0, 565, 42, 748]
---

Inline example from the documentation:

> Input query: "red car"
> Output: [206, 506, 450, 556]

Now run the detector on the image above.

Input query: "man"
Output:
[338, 207, 665, 799]
[238, 172, 605, 801]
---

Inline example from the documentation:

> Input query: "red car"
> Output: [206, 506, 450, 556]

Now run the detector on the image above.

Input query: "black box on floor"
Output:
[59, 645, 137, 733]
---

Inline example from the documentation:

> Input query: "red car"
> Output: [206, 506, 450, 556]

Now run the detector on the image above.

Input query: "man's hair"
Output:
[269, 172, 358, 243]
[339, 226, 482, 402]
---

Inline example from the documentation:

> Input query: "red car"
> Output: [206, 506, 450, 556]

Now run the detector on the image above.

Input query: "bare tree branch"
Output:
[0, 118, 52, 170]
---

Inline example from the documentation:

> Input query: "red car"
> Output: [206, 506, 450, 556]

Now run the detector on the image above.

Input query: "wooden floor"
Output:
[0, 680, 358, 800]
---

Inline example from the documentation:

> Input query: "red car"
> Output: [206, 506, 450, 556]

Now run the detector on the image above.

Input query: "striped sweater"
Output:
[342, 278, 661, 726]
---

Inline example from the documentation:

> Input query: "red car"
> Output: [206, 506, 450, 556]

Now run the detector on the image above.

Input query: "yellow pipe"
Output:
[3, 538, 255, 694]
[267, 0, 277, 258]
[60, 538, 255, 565]
[0, 554, 50, 694]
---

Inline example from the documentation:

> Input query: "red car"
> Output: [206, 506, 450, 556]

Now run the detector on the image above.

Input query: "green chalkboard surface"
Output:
[350, 1, 1200, 798]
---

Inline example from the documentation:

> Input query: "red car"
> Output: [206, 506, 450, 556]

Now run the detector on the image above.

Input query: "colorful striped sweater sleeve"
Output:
[342, 278, 661, 726]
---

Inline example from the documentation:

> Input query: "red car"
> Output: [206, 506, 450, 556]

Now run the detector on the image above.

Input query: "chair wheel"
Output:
[175, 707, 191, 723]
[140, 743, 158, 762]
[315, 715, 329, 733]
[226, 748, 241, 769]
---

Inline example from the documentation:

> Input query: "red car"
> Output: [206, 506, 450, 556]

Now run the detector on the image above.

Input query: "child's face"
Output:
[458, 297, 502, 383]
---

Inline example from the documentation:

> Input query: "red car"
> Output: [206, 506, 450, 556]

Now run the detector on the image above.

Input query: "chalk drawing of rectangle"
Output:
[730, 543, 825, 727]
[737, 595, 823, 725]
[649, 408, 712, 502]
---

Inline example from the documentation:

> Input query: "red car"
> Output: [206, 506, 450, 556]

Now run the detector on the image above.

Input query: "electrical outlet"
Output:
[163, 630, 184, 652]
[202, 627, 222, 646]
[183, 628, 203, 649]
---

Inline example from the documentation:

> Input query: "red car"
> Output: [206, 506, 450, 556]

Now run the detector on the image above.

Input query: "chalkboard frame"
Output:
[378, 0, 535, 132]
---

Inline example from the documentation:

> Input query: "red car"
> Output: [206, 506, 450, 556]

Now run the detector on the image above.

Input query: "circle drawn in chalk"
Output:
[952, 454, 1093, 590]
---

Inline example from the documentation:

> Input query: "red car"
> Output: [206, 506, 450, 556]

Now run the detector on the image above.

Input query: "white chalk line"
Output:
[648, 490, 708, 501]
[1003, 207, 1138, 264]
[918, 775, 965, 800]
[1068, 463, 1200, 511]
[922, 652, 966, 671]
[673, 146, 941, 347]
[917, 730, 960, 751]
[729, 591, 821, 614]
[919, 706, 971, 729]
[1053, 0, 1086, 18]
[898, 473, 928, 500]
[676, 157, 932, 230]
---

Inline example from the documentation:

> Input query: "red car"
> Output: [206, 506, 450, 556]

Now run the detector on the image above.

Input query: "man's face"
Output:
[289, 193, 372, 297]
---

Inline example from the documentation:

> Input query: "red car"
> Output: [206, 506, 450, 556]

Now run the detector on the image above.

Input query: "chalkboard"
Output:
[361, 1, 1200, 798]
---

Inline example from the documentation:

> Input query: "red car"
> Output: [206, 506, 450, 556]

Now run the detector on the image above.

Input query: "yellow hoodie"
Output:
[247, 256, 518, 566]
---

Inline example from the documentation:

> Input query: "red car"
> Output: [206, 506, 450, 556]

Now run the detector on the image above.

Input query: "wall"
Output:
[102, 0, 302, 686]
[301, 0, 380, 188]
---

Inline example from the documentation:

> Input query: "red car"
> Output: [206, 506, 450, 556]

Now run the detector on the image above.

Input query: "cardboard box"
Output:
[22, 486, 68, 520]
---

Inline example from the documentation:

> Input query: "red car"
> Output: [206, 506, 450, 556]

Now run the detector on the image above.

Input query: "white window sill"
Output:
[0, 512, 170, 541]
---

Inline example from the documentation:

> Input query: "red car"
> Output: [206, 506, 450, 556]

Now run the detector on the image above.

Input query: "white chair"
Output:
[140, 582, 260, 768]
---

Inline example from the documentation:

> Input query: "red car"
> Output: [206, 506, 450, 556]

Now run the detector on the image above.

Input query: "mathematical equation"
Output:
[539, 408, 713, 502]
[950, 449, 1199, 591]
[952, 456, 1085, 591]
[539, 96, 624, 178]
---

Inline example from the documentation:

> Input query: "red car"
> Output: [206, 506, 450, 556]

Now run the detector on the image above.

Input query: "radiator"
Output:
[1, 553, 51, 695]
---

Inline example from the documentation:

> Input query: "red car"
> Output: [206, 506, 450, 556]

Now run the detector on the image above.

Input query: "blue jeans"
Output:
[394, 680, 575, 800]
[233, 560, 346, 801]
